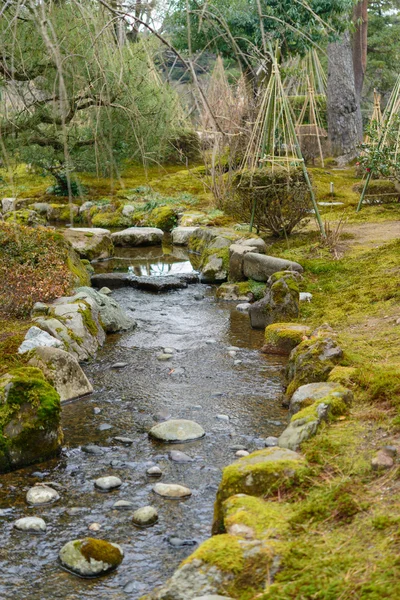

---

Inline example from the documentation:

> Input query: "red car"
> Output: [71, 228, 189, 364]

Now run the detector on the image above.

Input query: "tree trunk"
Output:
[327, 31, 361, 161]
[352, 0, 368, 101]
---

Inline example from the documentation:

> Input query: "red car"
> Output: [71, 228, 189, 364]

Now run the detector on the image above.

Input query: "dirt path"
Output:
[342, 220, 400, 251]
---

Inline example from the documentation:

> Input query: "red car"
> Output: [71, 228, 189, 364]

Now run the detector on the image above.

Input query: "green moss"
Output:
[91, 211, 129, 228]
[291, 387, 351, 425]
[223, 494, 294, 539]
[183, 534, 244, 573]
[79, 538, 123, 567]
[78, 303, 98, 337]
[148, 205, 177, 231]
[67, 252, 90, 287]
[236, 279, 266, 300]
[328, 366, 357, 386]
[264, 323, 311, 355]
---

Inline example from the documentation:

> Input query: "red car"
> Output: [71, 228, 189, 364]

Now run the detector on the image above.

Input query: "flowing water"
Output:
[0, 244, 287, 600]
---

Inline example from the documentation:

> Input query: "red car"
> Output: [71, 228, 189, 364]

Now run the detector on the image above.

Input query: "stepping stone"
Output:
[94, 476, 122, 491]
[169, 450, 193, 463]
[26, 485, 59, 506]
[132, 506, 158, 528]
[153, 483, 192, 499]
[14, 517, 46, 532]
[149, 419, 205, 443]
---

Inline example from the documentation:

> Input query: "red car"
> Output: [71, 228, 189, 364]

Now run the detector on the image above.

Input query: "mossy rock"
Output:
[59, 537, 124, 577]
[212, 447, 306, 534]
[91, 211, 130, 228]
[285, 335, 343, 398]
[148, 205, 178, 232]
[328, 366, 357, 386]
[352, 179, 400, 204]
[263, 323, 311, 355]
[223, 494, 294, 540]
[249, 273, 300, 330]
[67, 251, 91, 287]
[0, 367, 63, 473]
[48, 203, 79, 223]
[4, 209, 45, 227]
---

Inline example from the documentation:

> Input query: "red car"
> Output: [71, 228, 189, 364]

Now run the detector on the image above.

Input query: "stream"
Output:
[0, 243, 287, 600]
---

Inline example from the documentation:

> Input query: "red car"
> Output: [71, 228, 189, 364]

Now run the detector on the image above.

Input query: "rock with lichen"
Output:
[249, 272, 300, 330]
[59, 537, 123, 577]
[262, 322, 311, 355]
[0, 367, 63, 473]
[62, 227, 114, 260]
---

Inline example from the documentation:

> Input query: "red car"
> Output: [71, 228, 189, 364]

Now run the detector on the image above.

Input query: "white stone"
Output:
[147, 466, 162, 477]
[153, 483, 192, 499]
[18, 326, 64, 354]
[26, 485, 60, 506]
[235, 450, 249, 457]
[94, 476, 122, 491]
[172, 226, 199, 246]
[14, 516, 46, 532]
[132, 506, 158, 527]
[149, 419, 205, 443]
[236, 303, 251, 313]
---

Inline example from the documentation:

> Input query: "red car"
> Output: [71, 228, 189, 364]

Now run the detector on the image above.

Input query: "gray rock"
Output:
[157, 353, 174, 361]
[249, 272, 299, 330]
[167, 536, 197, 547]
[59, 538, 123, 577]
[172, 226, 200, 245]
[216, 415, 229, 422]
[229, 244, 258, 282]
[94, 476, 122, 491]
[153, 409, 172, 422]
[113, 500, 134, 510]
[243, 253, 303, 282]
[18, 326, 64, 354]
[147, 466, 163, 477]
[235, 450, 249, 457]
[82, 445, 104, 455]
[99, 287, 112, 295]
[121, 204, 136, 217]
[149, 420, 205, 443]
[153, 483, 192, 499]
[239, 237, 267, 253]
[28, 346, 93, 402]
[14, 516, 46, 532]
[132, 506, 158, 527]
[278, 418, 320, 451]
[76, 287, 134, 333]
[371, 450, 394, 470]
[200, 255, 227, 284]
[114, 436, 134, 445]
[26, 485, 60, 506]
[32, 202, 50, 215]
[111, 362, 129, 369]
[289, 382, 353, 416]
[111, 227, 164, 247]
[236, 303, 251, 313]
[79, 201, 95, 214]
[169, 450, 193, 463]
[63, 228, 113, 260]
[264, 436, 279, 447]
[98, 423, 112, 431]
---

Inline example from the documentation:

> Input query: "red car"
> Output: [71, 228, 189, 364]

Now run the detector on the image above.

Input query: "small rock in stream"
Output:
[166, 536, 197, 547]
[153, 483, 192, 499]
[216, 414, 230, 422]
[26, 485, 60, 506]
[163, 347, 175, 354]
[114, 437, 134, 446]
[205, 338, 217, 344]
[146, 466, 162, 477]
[194, 293, 204, 301]
[157, 353, 173, 361]
[111, 362, 129, 369]
[230, 444, 248, 451]
[132, 506, 158, 528]
[152, 409, 172, 422]
[123, 580, 147, 594]
[235, 450, 249, 457]
[98, 423, 113, 431]
[82, 445, 104, 455]
[234, 360, 243, 365]
[88, 522, 101, 532]
[94, 476, 122, 491]
[93, 407, 101, 415]
[228, 350, 237, 358]
[59, 538, 124, 577]
[264, 436, 279, 447]
[169, 450, 193, 463]
[14, 517, 46, 533]
[149, 419, 205, 443]
[113, 500, 134, 510]
[99, 287, 112, 295]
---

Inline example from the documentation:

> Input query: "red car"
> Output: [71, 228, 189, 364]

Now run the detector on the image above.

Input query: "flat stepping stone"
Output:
[149, 419, 205, 443]
[153, 483, 192, 499]
[111, 362, 128, 369]
[169, 450, 193, 463]
[59, 538, 123, 577]
[26, 485, 60, 506]
[147, 466, 162, 477]
[132, 506, 158, 528]
[113, 500, 135, 510]
[14, 517, 46, 533]
[114, 437, 134, 446]
[94, 476, 122, 491]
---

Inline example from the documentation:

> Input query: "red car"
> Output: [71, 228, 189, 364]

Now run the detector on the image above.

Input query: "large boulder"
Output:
[262, 323, 311, 355]
[285, 335, 343, 397]
[28, 346, 93, 402]
[0, 368, 63, 473]
[212, 446, 306, 534]
[59, 538, 124, 577]
[172, 226, 200, 245]
[249, 272, 300, 330]
[200, 254, 228, 283]
[18, 326, 64, 354]
[279, 382, 353, 451]
[243, 253, 303, 282]
[63, 228, 114, 260]
[111, 227, 163, 247]
[75, 287, 135, 333]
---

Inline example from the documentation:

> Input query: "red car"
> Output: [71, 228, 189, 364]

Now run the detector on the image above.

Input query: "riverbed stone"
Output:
[147, 466, 163, 477]
[114, 437, 134, 445]
[153, 483, 192, 499]
[14, 517, 47, 532]
[169, 450, 193, 463]
[236, 302, 252, 313]
[28, 346, 93, 402]
[243, 253, 303, 282]
[26, 485, 60, 506]
[0, 368, 63, 474]
[285, 335, 344, 398]
[132, 506, 158, 527]
[59, 538, 123, 577]
[212, 446, 305, 534]
[94, 476, 122, 491]
[172, 226, 200, 245]
[113, 500, 135, 509]
[111, 227, 163, 247]
[200, 255, 227, 284]
[262, 323, 311, 355]
[149, 419, 205, 443]
[264, 436, 279, 447]
[63, 228, 114, 260]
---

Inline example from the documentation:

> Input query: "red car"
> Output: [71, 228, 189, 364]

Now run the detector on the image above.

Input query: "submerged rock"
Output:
[132, 506, 158, 527]
[147, 466, 163, 477]
[149, 419, 205, 443]
[153, 483, 192, 499]
[14, 517, 46, 532]
[26, 485, 60, 506]
[169, 450, 193, 463]
[113, 500, 134, 510]
[59, 538, 124, 577]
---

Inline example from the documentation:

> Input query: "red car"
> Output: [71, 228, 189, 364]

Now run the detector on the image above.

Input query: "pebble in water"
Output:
[230, 444, 248, 451]
[153, 483, 192, 499]
[88, 522, 101, 532]
[157, 353, 174, 361]
[111, 362, 129, 369]
[93, 407, 101, 415]
[152, 409, 172, 422]
[216, 414, 230, 422]
[113, 500, 135, 510]
[149, 419, 205, 443]
[26, 485, 60, 506]
[59, 538, 124, 577]
[163, 348, 175, 354]
[94, 476, 122, 491]
[114, 437, 134, 446]
[166, 536, 197, 547]
[82, 445, 104, 455]
[228, 350, 237, 358]
[235, 450, 250, 457]
[98, 423, 113, 431]
[234, 360, 243, 366]
[146, 466, 162, 477]
[264, 436, 279, 447]
[14, 517, 46, 533]
[132, 506, 158, 528]
[169, 450, 193, 463]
